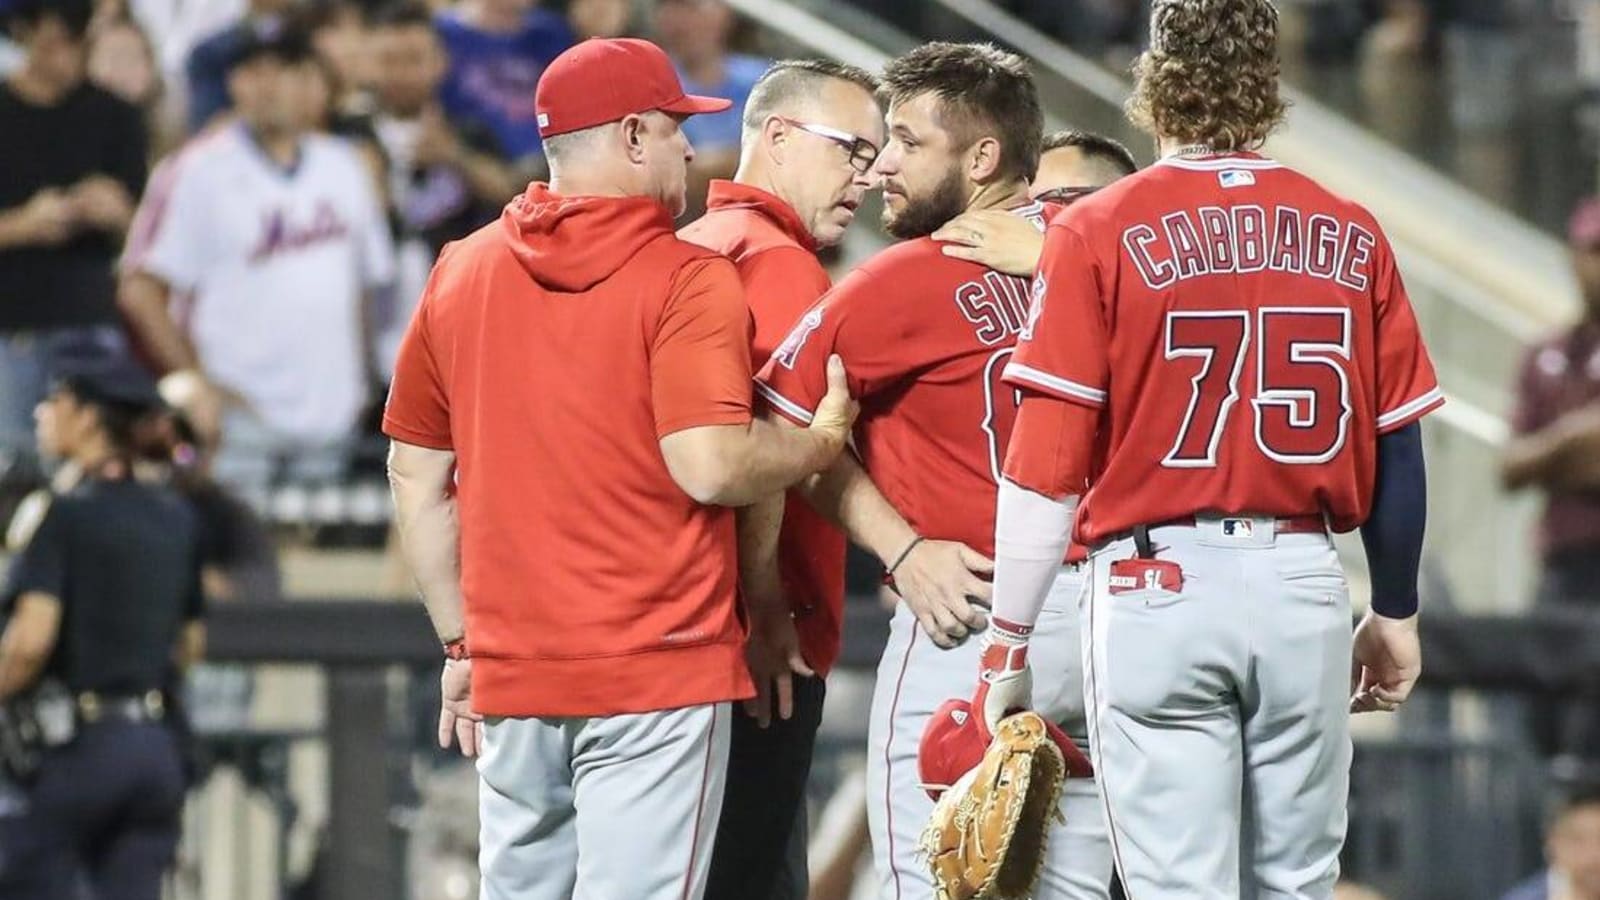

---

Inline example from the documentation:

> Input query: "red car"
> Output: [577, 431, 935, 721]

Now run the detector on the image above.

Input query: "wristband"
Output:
[885, 535, 925, 579]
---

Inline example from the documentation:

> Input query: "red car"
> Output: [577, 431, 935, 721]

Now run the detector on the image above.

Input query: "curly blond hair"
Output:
[1126, 0, 1288, 151]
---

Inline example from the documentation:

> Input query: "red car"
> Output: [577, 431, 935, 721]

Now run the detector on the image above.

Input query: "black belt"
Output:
[77, 690, 166, 724]
[1127, 514, 1328, 558]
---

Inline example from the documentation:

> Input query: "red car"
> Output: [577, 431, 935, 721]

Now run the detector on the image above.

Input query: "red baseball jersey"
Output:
[1006, 152, 1444, 544]
[757, 201, 1052, 558]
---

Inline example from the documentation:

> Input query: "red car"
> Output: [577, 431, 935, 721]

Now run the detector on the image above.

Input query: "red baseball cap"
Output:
[918, 700, 1094, 801]
[534, 38, 732, 139]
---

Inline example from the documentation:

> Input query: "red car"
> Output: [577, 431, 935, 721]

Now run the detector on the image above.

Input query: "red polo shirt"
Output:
[680, 180, 848, 676]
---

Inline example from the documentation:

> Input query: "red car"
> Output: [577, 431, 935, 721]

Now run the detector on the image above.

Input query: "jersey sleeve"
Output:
[742, 246, 833, 362]
[130, 156, 213, 292]
[753, 256, 914, 425]
[1370, 236, 1445, 433]
[3, 500, 68, 605]
[1004, 224, 1109, 408]
[650, 257, 754, 438]
[382, 248, 455, 450]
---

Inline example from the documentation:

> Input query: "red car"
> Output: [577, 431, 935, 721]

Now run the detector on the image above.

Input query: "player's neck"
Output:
[731, 157, 786, 208]
[964, 177, 1030, 215]
[11, 59, 80, 105]
[1157, 136, 1223, 159]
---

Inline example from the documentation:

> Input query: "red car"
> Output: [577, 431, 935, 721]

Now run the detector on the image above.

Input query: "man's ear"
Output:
[762, 115, 790, 166]
[621, 114, 648, 164]
[967, 135, 1003, 183]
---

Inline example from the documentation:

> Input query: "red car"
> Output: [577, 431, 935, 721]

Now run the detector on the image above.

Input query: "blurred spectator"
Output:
[368, 2, 518, 376]
[652, 0, 768, 218]
[303, 0, 372, 118]
[87, 15, 158, 109]
[434, 0, 574, 172]
[121, 0, 244, 127]
[87, 14, 173, 154]
[298, 51, 388, 203]
[1502, 197, 1600, 759]
[1500, 786, 1600, 900]
[119, 26, 395, 491]
[0, 0, 146, 465]
[1503, 199, 1600, 612]
[567, 0, 632, 39]
[183, 0, 295, 132]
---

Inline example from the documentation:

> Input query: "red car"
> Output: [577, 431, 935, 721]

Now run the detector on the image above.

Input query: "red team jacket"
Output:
[384, 184, 756, 717]
[758, 201, 1054, 559]
[1005, 152, 1444, 541]
[680, 181, 850, 677]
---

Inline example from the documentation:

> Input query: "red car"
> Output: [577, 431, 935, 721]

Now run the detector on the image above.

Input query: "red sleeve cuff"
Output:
[753, 381, 815, 426]
[382, 417, 453, 450]
[1376, 387, 1445, 435]
[1001, 362, 1106, 409]
[656, 409, 753, 439]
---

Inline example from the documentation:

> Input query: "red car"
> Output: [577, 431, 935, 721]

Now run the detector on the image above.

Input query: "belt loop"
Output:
[1133, 525, 1154, 559]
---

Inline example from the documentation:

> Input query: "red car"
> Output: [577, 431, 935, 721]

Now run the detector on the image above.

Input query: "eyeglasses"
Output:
[1033, 186, 1100, 205]
[778, 117, 880, 175]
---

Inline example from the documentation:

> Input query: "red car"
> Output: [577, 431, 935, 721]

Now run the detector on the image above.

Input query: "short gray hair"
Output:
[741, 58, 880, 134]
[542, 125, 605, 170]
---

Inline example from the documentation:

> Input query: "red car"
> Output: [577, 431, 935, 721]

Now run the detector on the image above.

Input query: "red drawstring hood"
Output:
[501, 183, 679, 293]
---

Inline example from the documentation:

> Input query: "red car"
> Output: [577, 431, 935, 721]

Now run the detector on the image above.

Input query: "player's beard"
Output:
[883, 165, 968, 240]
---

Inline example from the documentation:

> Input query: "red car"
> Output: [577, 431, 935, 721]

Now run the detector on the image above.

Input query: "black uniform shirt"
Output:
[3, 478, 203, 695]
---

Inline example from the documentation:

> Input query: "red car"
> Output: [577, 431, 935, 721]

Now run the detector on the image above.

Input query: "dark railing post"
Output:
[323, 666, 399, 900]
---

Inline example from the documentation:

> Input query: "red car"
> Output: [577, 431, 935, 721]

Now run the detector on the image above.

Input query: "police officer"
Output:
[0, 353, 205, 900]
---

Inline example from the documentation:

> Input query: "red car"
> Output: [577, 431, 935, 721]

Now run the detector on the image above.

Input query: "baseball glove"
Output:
[917, 710, 1067, 900]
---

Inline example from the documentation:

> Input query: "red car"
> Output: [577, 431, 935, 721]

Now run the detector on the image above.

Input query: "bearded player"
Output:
[756, 43, 1113, 899]
[963, 1, 1441, 896]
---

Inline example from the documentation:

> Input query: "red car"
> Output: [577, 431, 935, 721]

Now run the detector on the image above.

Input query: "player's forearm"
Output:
[736, 492, 786, 614]
[387, 442, 467, 643]
[709, 419, 842, 506]
[117, 272, 200, 373]
[991, 480, 1076, 631]
[1360, 423, 1426, 619]
[803, 451, 916, 565]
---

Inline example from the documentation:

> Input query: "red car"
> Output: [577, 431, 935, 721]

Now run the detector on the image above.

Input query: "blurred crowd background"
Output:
[2, 0, 1600, 899]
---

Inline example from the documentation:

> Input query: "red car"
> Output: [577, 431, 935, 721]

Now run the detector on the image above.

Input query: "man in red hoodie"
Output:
[677, 58, 882, 900]
[382, 38, 858, 900]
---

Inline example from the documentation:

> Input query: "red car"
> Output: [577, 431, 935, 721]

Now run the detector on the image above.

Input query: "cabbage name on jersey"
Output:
[1007, 153, 1443, 544]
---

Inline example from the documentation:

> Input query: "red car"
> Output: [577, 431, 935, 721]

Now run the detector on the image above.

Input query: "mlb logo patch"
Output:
[1219, 169, 1255, 189]
[1221, 518, 1253, 538]
[537, 112, 550, 129]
